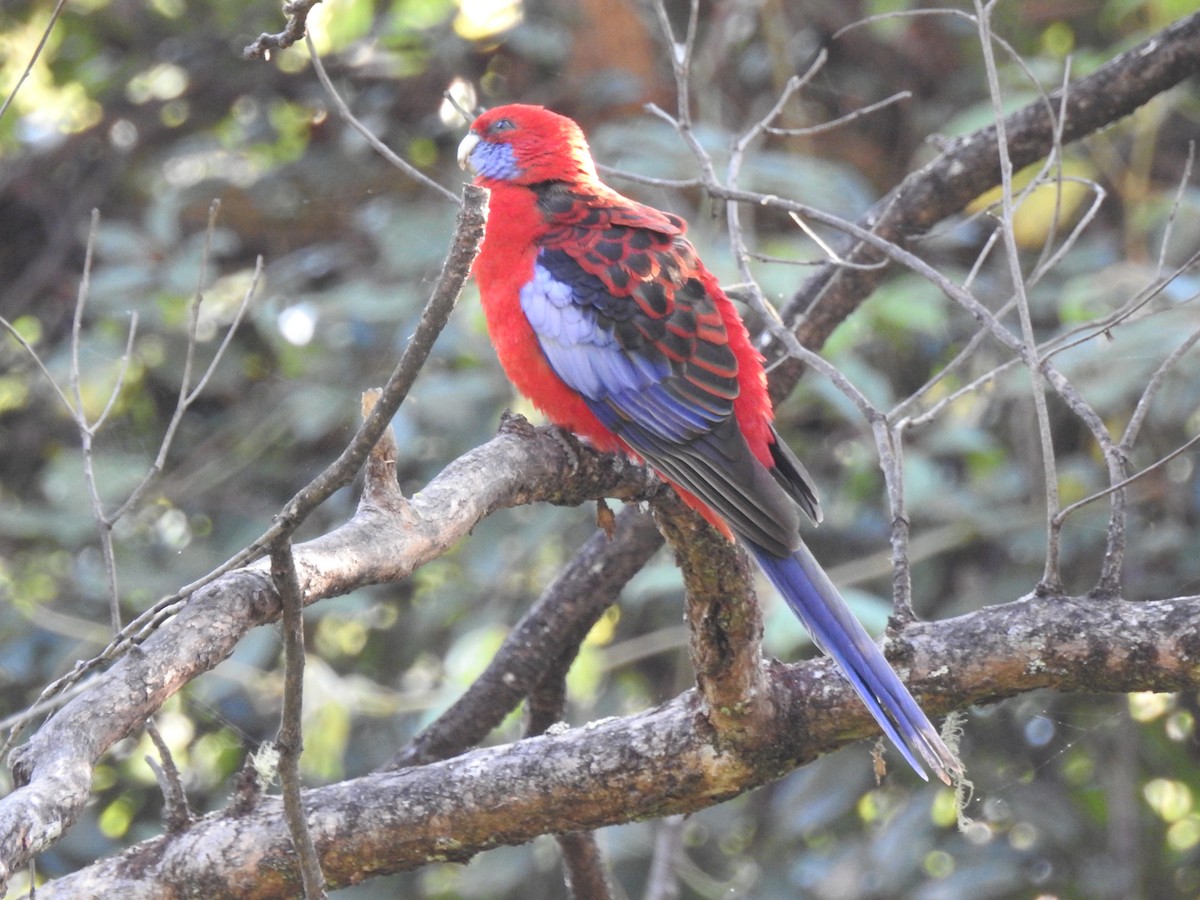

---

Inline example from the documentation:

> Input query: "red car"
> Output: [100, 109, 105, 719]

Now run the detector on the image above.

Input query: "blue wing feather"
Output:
[519, 250, 802, 556]
[514, 216, 959, 782]
[509, 182, 960, 782]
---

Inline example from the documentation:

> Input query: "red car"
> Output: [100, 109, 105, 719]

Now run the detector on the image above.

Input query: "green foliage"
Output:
[0, 0, 1196, 896]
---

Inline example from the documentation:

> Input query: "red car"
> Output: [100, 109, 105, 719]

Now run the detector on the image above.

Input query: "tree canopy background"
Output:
[1, 0, 1199, 897]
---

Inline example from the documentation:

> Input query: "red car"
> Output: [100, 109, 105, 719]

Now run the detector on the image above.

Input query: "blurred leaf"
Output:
[967, 157, 1099, 249]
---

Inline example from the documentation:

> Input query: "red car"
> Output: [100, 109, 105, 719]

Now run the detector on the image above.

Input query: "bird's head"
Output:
[457, 104, 597, 187]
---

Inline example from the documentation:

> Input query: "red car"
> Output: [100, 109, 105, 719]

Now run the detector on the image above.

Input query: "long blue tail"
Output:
[749, 540, 960, 783]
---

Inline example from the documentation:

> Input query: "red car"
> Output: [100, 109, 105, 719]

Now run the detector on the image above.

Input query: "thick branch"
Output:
[650, 492, 769, 742]
[0, 425, 659, 885]
[390, 501, 663, 768]
[772, 12, 1200, 392]
[7, 14, 1197, 893]
[32, 592, 1200, 897]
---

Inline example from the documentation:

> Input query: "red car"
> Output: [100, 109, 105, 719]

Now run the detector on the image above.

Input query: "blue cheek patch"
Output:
[470, 141, 521, 181]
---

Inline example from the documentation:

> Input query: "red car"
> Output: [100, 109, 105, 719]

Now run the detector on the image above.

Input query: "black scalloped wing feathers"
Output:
[530, 183, 807, 556]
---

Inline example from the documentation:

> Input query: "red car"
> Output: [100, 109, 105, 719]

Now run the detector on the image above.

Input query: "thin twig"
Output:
[724, 54, 827, 356]
[786, 210, 888, 270]
[271, 540, 327, 898]
[67, 211, 99, 431]
[66, 211, 125, 631]
[1053, 432, 1200, 529]
[110, 246, 263, 524]
[89, 312, 139, 434]
[7, 187, 487, 751]
[306, 33, 460, 205]
[745, 249, 887, 271]
[144, 720, 192, 833]
[1041, 251, 1200, 364]
[1124, 338, 1200, 461]
[764, 90, 911, 138]
[0, 0, 69, 124]
[1021, 57, 1075, 283]
[1026, 178, 1107, 289]
[243, 0, 324, 60]
[0, 317, 76, 416]
[1156, 141, 1196, 278]
[646, 0, 720, 190]
[642, 816, 685, 900]
[975, 0, 1063, 591]
[595, 165, 702, 190]
[440, 88, 475, 122]
[831, 6, 974, 41]
[897, 354, 1021, 430]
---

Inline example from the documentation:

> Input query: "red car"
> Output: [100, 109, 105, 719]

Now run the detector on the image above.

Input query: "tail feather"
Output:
[749, 540, 961, 784]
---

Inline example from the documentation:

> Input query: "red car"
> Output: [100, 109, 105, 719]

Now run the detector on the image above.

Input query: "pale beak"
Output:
[457, 132, 480, 173]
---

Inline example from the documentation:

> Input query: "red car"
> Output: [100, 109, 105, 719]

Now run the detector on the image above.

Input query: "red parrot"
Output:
[457, 104, 960, 783]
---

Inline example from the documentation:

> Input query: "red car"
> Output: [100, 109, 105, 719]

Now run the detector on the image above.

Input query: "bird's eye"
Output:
[486, 118, 515, 135]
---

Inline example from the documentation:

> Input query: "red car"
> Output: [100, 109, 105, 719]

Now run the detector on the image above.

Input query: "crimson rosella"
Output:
[457, 103, 960, 783]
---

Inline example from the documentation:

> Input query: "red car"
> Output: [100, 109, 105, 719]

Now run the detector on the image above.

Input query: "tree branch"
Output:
[270, 540, 326, 898]
[243, 0, 323, 60]
[650, 492, 769, 742]
[388, 499, 663, 768]
[6, 12, 1198, 895]
[7, 185, 487, 740]
[0, 424, 659, 888]
[771, 11, 1200, 389]
[29, 591, 1200, 897]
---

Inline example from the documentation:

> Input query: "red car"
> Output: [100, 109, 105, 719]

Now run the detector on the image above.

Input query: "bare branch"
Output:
[0, 421, 661, 882]
[1122, 327, 1200, 453]
[389, 500, 662, 769]
[306, 34, 461, 205]
[271, 540, 327, 899]
[88, 311, 139, 434]
[109, 252, 263, 524]
[1155, 141, 1196, 277]
[0, 316, 76, 418]
[646, 0, 719, 189]
[14, 185, 486, 728]
[724, 54, 828, 358]
[974, 0, 1063, 591]
[0, 0, 69, 124]
[772, 11, 1200, 390]
[67, 211, 125, 631]
[28, 591, 1200, 897]
[744, 249, 887, 271]
[1054, 431, 1200, 530]
[144, 720, 192, 834]
[68, 210, 101, 431]
[763, 90, 911, 138]
[243, 0, 324, 60]
[643, 816, 685, 900]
